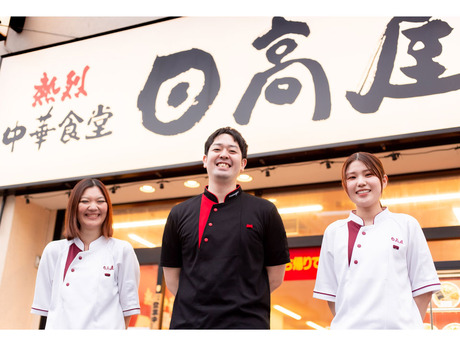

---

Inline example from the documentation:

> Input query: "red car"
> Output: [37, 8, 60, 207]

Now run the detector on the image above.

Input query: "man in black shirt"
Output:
[161, 127, 290, 329]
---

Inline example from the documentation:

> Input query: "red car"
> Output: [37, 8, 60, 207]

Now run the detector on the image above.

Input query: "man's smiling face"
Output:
[203, 133, 247, 183]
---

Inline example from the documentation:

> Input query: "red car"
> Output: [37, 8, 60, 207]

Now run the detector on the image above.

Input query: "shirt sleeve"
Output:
[406, 216, 441, 297]
[313, 225, 338, 302]
[30, 241, 59, 316]
[160, 208, 183, 268]
[118, 242, 141, 316]
[263, 204, 290, 267]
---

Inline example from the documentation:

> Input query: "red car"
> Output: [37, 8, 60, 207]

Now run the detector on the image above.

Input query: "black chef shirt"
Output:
[161, 186, 290, 329]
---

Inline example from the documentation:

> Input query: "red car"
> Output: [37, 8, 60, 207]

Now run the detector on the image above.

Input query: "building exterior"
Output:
[0, 16, 459, 330]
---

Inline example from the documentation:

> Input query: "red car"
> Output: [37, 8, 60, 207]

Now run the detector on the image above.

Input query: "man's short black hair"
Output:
[204, 127, 248, 159]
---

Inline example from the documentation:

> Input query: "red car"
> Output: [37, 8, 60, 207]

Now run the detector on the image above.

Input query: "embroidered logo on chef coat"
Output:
[391, 237, 404, 245]
[391, 237, 405, 250]
[228, 190, 240, 199]
[103, 265, 114, 277]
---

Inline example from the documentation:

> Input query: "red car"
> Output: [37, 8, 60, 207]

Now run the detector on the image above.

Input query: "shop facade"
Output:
[0, 16, 459, 330]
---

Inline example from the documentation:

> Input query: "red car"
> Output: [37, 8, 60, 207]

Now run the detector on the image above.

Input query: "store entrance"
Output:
[114, 172, 460, 329]
[129, 254, 460, 330]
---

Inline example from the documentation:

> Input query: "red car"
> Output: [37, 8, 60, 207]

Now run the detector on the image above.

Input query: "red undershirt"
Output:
[199, 194, 217, 248]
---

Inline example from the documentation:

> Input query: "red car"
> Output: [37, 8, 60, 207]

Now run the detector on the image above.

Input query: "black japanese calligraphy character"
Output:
[346, 17, 460, 113]
[3, 122, 26, 152]
[29, 107, 56, 150]
[138, 48, 220, 135]
[59, 111, 84, 143]
[233, 17, 331, 125]
[86, 104, 113, 139]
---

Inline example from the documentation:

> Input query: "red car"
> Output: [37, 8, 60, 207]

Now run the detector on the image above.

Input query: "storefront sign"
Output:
[284, 247, 321, 281]
[1, 16, 459, 188]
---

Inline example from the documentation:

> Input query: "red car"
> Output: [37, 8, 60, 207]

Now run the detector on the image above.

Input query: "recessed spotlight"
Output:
[139, 185, 155, 193]
[184, 180, 200, 188]
[237, 174, 253, 182]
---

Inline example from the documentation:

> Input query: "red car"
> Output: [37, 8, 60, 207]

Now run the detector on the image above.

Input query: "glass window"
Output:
[127, 265, 159, 329]
[112, 174, 460, 246]
[427, 271, 460, 330]
[262, 174, 460, 238]
[111, 173, 460, 330]
[112, 198, 187, 249]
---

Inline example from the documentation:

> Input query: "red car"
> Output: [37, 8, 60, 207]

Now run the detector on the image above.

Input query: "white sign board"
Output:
[1, 17, 459, 189]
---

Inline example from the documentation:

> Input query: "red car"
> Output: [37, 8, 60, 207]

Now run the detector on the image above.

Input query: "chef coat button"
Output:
[78, 256, 82, 260]
[71, 268, 75, 272]
[354, 260, 358, 264]
[66, 283, 70, 286]
[213, 208, 218, 212]
[357, 244, 361, 248]
[362, 231, 366, 235]
[204, 238, 209, 242]
[208, 222, 213, 227]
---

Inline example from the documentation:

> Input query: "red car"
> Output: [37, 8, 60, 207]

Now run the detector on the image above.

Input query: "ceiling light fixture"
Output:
[113, 219, 167, 229]
[139, 185, 155, 193]
[305, 321, 325, 330]
[237, 174, 253, 182]
[389, 152, 400, 161]
[278, 204, 323, 215]
[381, 192, 460, 205]
[273, 305, 301, 320]
[321, 160, 332, 169]
[128, 234, 156, 248]
[110, 186, 120, 194]
[184, 180, 201, 188]
[262, 167, 275, 177]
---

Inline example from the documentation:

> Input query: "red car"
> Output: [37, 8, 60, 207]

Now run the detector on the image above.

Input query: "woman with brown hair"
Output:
[31, 178, 140, 329]
[313, 152, 440, 329]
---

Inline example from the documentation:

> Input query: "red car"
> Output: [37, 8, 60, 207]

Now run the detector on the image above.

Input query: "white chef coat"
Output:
[313, 208, 440, 329]
[31, 236, 140, 329]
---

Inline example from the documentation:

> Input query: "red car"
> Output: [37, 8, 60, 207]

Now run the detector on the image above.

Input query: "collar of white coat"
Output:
[73, 235, 108, 251]
[348, 207, 389, 226]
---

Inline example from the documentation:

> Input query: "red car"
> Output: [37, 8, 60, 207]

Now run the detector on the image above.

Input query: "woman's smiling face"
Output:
[77, 186, 108, 233]
[345, 160, 387, 209]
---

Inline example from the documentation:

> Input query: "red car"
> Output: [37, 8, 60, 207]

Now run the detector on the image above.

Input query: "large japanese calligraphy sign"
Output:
[1, 17, 459, 189]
